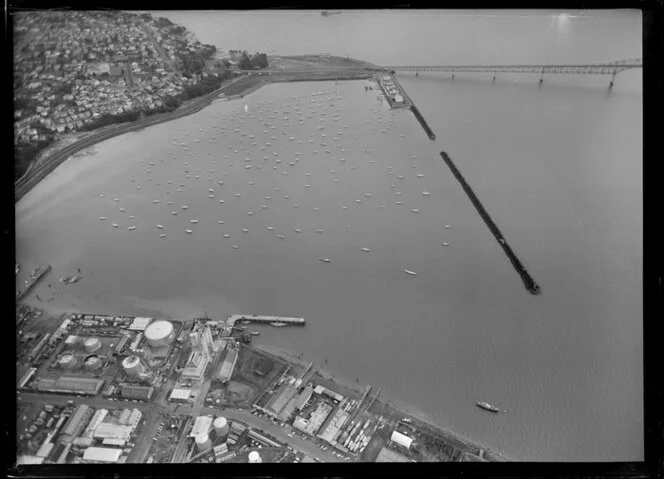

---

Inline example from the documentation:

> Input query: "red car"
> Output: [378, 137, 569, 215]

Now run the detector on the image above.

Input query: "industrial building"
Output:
[189, 416, 213, 438]
[82, 447, 123, 463]
[17, 367, 36, 389]
[120, 384, 154, 400]
[182, 349, 209, 380]
[128, 317, 153, 331]
[317, 407, 350, 443]
[84, 355, 103, 371]
[313, 385, 344, 402]
[169, 388, 192, 403]
[36, 376, 104, 395]
[390, 430, 413, 450]
[195, 433, 212, 452]
[144, 320, 175, 347]
[295, 385, 314, 410]
[61, 404, 93, 438]
[93, 423, 133, 441]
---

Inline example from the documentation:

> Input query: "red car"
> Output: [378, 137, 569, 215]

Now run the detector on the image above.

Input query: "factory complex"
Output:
[17, 306, 501, 464]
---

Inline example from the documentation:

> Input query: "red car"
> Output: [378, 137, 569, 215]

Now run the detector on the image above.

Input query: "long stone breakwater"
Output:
[409, 105, 436, 140]
[439, 151, 541, 295]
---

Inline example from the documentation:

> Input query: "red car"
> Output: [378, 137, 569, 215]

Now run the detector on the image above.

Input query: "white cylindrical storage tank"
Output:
[59, 353, 77, 370]
[144, 320, 175, 348]
[195, 433, 212, 452]
[248, 450, 262, 463]
[84, 355, 102, 371]
[84, 337, 102, 353]
[213, 417, 229, 441]
[122, 355, 144, 377]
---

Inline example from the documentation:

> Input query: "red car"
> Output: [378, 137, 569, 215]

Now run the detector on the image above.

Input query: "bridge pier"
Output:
[609, 70, 617, 88]
[539, 69, 544, 85]
[492, 71, 496, 82]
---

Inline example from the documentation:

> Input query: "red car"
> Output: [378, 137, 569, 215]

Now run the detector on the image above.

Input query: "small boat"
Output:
[15, 263, 20, 275]
[250, 331, 261, 336]
[232, 245, 239, 249]
[271, 322, 287, 327]
[315, 229, 324, 233]
[411, 209, 419, 213]
[361, 248, 371, 252]
[171, 211, 178, 215]
[417, 174, 425, 178]
[295, 229, 302, 233]
[476, 401, 501, 413]
[160, 234, 167, 238]
[119, 208, 126, 212]
[185, 229, 193, 234]
[182, 205, 189, 210]
[153, 200, 160, 204]
[404, 269, 417, 276]
[276, 235, 286, 239]
[112, 223, 119, 228]
[318, 257, 331, 263]
[442, 242, 450, 247]
[267, 226, 275, 231]
[218, 221, 224, 224]
[190, 220, 198, 224]
[223, 234, 231, 238]
[422, 192, 431, 196]
[242, 229, 250, 233]
[99, 216, 107, 221]
[445, 224, 452, 229]
[128, 226, 136, 231]
[129, 216, 135, 219]
[247, 212, 253, 216]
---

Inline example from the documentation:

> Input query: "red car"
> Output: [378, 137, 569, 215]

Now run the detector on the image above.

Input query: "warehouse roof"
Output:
[128, 317, 153, 331]
[93, 423, 132, 440]
[169, 388, 191, 400]
[189, 416, 213, 437]
[83, 447, 122, 463]
[390, 430, 413, 449]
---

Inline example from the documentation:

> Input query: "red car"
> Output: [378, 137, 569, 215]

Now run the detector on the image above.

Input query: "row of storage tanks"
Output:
[57, 320, 176, 374]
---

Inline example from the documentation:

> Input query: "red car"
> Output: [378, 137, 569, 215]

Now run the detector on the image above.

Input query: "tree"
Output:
[238, 53, 254, 70]
[251, 52, 268, 69]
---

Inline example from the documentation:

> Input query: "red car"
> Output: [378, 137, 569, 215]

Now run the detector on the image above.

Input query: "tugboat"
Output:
[318, 257, 332, 263]
[476, 401, 502, 413]
[15, 262, 20, 275]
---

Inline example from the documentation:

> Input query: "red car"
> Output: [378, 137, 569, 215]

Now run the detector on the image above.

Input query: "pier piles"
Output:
[439, 152, 541, 295]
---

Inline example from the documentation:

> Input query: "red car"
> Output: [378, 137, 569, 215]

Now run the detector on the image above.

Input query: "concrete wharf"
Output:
[439, 151, 541, 295]
[387, 74, 436, 140]
[226, 314, 306, 327]
[16, 264, 51, 301]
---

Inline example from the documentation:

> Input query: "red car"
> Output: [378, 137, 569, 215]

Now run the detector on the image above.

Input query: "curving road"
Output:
[14, 74, 252, 203]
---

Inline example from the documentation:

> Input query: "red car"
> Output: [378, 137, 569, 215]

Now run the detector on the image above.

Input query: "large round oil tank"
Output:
[195, 433, 211, 452]
[213, 417, 229, 440]
[84, 337, 102, 353]
[84, 355, 102, 371]
[144, 320, 175, 348]
[122, 355, 144, 377]
[248, 450, 262, 463]
[59, 353, 77, 370]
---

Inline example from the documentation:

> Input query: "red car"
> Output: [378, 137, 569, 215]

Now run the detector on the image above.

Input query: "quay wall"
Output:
[439, 151, 541, 295]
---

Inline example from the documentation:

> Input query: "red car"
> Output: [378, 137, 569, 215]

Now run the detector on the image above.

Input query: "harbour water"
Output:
[15, 11, 642, 460]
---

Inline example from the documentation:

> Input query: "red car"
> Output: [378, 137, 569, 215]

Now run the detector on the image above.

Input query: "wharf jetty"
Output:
[16, 264, 52, 301]
[386, 74, 436, 140]
[226, 314, 306, 327]
[439, 151, 541, 295]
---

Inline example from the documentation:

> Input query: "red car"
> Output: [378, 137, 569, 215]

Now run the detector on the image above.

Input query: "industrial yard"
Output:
[16, 304, 503, 464]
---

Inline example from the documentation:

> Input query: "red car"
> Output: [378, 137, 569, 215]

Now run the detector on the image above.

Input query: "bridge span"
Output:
[377, 59, 642, 76]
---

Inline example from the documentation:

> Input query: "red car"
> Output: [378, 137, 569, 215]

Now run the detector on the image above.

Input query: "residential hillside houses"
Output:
[13, 11, 217, 146]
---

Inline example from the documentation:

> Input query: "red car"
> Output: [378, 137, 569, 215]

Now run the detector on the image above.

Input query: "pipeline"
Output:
[439, 151, 541, 295]
[410, 105, 436, 140]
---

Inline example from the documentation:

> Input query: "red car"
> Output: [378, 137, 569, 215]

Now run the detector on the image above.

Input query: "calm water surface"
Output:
[16, 11, 642, 461]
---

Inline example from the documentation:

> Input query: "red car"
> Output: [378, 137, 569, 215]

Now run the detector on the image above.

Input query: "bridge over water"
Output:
[376, 59, 642, 86]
